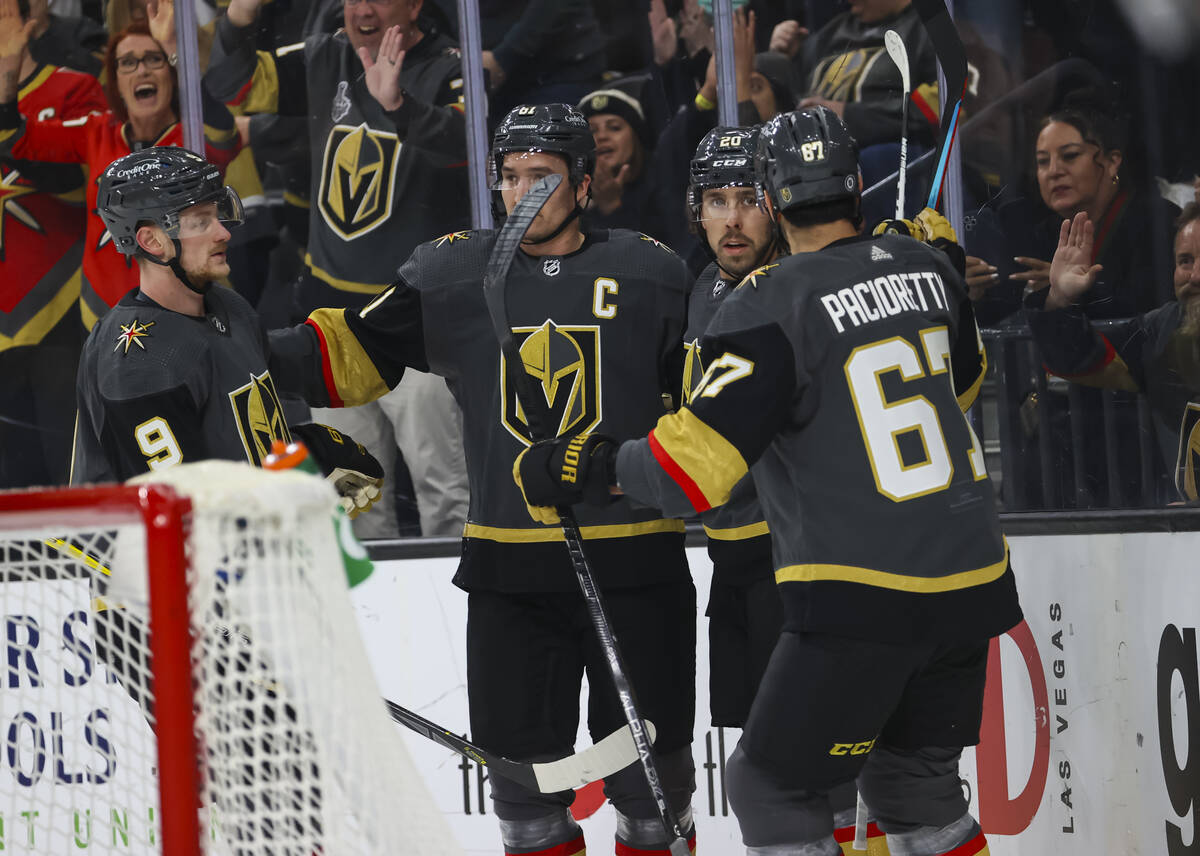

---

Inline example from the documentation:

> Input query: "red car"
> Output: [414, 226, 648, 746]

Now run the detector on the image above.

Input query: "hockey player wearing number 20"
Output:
[267, 103, 697, 856]
[516, 106, 1023, 856]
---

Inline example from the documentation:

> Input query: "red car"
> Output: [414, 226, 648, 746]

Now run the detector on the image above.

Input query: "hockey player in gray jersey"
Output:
[267, 103, 697, 856]
[71, 147, 383, 515]
[515, 107, 1023, 856]
[685, 125, 785, 727]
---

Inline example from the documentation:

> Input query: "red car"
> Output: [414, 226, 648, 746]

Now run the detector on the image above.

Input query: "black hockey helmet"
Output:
[490, 103, 596, 187]
[754, 106, 860, 215]
[97, 146, 243, 258]
[688, 125, 760, 227]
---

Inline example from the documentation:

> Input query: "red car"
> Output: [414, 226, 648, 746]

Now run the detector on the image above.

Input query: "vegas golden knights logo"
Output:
[501, 320, 602, 445]
[1177, 402, 1200, 501]
[229, 370, 291, 466]
[317, 123, 401, 240]
[813, 49, 872, 101]
[682, 339, 705, 405]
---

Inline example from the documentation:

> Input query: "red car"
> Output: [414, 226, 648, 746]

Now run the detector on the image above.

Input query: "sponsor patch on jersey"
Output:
[113, 319, 154, 354]
[542, 257, 560, 277]
[870, 244, 893, 261]
[228, 369, 291, 466]
[317, 123, 401, 241]
[501, 319, 602, 445]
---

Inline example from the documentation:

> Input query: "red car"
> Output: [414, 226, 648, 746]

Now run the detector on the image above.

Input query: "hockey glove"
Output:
[513, 433, 617, 524]
[290, 422, 384, 518]
[873, 207, 966, 277]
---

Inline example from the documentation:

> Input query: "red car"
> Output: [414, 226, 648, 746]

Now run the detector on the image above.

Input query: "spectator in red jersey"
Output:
[0, 0, 239, 329]
[0, 0, 106, 488]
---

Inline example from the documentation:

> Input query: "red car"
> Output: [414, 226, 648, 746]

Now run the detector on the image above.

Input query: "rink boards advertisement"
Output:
[0, 528, 1197, 853]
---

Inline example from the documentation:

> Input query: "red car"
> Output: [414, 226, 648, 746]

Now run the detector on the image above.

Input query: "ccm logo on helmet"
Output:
[711, 158, 748, 167]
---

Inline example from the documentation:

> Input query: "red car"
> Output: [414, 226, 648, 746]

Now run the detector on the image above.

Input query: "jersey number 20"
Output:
[845, 327, 985, 502]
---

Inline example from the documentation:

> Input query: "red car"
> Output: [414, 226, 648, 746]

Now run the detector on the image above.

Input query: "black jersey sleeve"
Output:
[1025, 289, 1147, 393]
[616, 313, 798, 517]
[208, 16, 308, 116]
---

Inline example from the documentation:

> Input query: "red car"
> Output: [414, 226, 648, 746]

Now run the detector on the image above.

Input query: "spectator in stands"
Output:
[1026, 205, 1200, 504]
[479, 0, 605, 118]
[0, 0, 241, 330]
[27, 0, 107, 76]
[781, 0, 940, 194]
[0, 0, 106, 488]
[208, 0, 469, 538]
[577, 85, 655, 229]
[970, 89, 1179, 324]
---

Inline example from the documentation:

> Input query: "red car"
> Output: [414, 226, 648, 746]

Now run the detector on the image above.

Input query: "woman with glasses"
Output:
[0, 0, 240, 328]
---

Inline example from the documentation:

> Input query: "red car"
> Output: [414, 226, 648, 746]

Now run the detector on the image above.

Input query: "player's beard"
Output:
[1181, 292, 1200, 337]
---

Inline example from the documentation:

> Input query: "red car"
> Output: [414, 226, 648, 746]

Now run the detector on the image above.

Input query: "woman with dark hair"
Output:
[972, 89, 1179, 323]
[0, 0, 239, 327]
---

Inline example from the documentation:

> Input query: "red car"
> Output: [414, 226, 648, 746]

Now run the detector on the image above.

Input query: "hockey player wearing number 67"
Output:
[516, 106, 1023, 856]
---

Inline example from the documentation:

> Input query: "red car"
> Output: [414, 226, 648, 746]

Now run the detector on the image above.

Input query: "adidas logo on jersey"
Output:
[870, 245, 893, 261]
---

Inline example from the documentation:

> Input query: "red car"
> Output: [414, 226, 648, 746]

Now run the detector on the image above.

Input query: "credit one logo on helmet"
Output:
[501, 320, 602, 445]
[317, 123, 401, 240]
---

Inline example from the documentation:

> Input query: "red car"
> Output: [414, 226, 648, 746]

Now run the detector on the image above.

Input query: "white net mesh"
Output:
[0, 461, 461, 855]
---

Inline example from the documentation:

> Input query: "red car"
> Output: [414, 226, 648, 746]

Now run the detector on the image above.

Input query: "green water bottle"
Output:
[264, 439, 375, 588]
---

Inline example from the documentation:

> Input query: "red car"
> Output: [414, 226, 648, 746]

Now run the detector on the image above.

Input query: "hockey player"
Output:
[685, 125, 784, 725]
[515, 106, 1023, 856]
[71, 147, 383, 519]
[206, 0, 470, 538]
[267, 103, 697, 856]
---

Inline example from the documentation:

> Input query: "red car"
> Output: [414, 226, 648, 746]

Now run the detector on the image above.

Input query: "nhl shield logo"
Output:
[317, 123, 401, 240]
[542, 258, 561, 277]
[228, 370, 291, 466]
[501, 320, 602, 445]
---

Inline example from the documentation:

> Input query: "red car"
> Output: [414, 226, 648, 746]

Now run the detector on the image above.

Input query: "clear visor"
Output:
[695, 184, 766, 222]
[489, 150, 566, 191]
[172, 187, 244, 238]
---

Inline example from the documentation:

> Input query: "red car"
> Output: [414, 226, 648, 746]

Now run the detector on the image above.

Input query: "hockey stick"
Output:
[912, 0, 967, 211]
[385, 700, 658, 794]
[883, 28, 911, 220]
[482, 174, 692, 856]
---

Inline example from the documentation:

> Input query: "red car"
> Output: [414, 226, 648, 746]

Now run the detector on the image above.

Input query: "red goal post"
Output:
[0, 461, 460, 855]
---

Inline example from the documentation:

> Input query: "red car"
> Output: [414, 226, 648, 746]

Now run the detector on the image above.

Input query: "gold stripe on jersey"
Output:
[308, 307, 390, 405]
[465, 518, 686, 543]
[0, 271, 81, 353]
[283, 190, 311, 209]
[703, 521, 769, 541]
[18, 66, 55, 100]
[652, 407, 747, 510]
[305, 253, 391, 294]
[775, 541, 1009, 592]
[956, 331, 987, 412]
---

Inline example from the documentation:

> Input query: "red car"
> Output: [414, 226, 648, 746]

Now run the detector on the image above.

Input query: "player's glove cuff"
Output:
[513, 433, 616, 523]
[291, 422, 384, 518]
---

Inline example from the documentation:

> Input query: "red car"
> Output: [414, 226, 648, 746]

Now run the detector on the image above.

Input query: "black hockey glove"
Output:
[513, 433, 617, 525]
[874, 207, 966, 277]
[290, 422, 384, 518]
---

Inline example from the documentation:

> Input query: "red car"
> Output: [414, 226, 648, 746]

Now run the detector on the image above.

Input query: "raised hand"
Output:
[0, 0, 35, 102]
[769, 19, 806, 58]
[1046, 212, 1102, 310]
[146, 0, 176, 58]
[649, 0, 677, 67]
[359, 24, 406, 112]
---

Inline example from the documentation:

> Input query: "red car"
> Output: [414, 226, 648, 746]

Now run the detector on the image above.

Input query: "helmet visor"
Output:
[695, 184, 766, 223]
[174, 187, 245, 238]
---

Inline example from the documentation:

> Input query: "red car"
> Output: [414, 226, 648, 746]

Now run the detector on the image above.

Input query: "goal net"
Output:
[0, 460, 461, 855]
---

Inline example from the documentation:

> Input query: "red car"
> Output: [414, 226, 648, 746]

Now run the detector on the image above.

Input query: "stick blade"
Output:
[883, 29, 910, 92]
[531, 720, 658, 793]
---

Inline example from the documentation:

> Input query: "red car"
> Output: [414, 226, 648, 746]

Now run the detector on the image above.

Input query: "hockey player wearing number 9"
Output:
[267, 103, 698, 856]
[516, 106, 1023, 856]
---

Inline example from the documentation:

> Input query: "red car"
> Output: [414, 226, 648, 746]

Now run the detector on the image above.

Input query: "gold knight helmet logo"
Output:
[317, 123, 401, 240]
[502, 320, 602, 444]
[229, 370, 292, 466]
